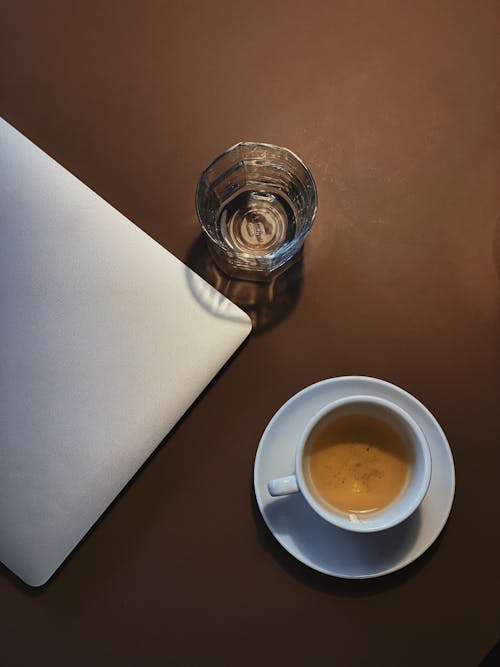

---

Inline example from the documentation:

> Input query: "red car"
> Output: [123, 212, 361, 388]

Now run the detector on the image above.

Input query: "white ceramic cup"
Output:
[267, 395, 432, 533]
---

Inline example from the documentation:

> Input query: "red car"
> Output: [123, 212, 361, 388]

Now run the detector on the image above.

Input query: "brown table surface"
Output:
[1, 2, 499, 665]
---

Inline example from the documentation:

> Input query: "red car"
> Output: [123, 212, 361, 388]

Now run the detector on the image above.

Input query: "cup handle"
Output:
[267, 474, 299, 497]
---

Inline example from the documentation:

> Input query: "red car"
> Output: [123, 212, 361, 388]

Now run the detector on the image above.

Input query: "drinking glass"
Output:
[195, 142, 317, 280]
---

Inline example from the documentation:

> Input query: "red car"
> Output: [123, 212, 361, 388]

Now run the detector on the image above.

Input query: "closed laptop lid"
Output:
[0, 118, 251, 586]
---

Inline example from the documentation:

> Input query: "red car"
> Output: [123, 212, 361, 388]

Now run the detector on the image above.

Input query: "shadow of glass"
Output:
[250, 486, 446, 596]
[184, 233, 303, 335]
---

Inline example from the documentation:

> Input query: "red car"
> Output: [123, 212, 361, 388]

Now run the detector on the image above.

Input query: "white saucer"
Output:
[254, 376, 455, 578]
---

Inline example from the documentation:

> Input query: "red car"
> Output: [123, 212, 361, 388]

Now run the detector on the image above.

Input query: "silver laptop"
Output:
[0, 118, 251, 586]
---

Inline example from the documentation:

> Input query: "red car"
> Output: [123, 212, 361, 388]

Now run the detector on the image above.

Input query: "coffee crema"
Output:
[305, 414, 410, 514]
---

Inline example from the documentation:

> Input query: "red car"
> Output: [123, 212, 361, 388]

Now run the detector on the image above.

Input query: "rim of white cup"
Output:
[295, 395, 432, 533]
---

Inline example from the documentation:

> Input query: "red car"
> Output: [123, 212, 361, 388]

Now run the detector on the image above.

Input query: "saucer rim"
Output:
[253, 375, 456, 579]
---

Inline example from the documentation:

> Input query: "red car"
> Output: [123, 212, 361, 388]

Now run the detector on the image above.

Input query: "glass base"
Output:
[207, 239, 304, 282]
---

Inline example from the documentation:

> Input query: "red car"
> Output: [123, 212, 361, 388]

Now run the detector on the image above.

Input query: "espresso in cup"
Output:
[305, 413, 410, 515]
[267, 395, 431, 532]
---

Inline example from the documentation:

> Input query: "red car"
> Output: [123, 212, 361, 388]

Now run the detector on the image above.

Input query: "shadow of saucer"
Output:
[250, 486, 446, 595]
[184, 234, 303, 335]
